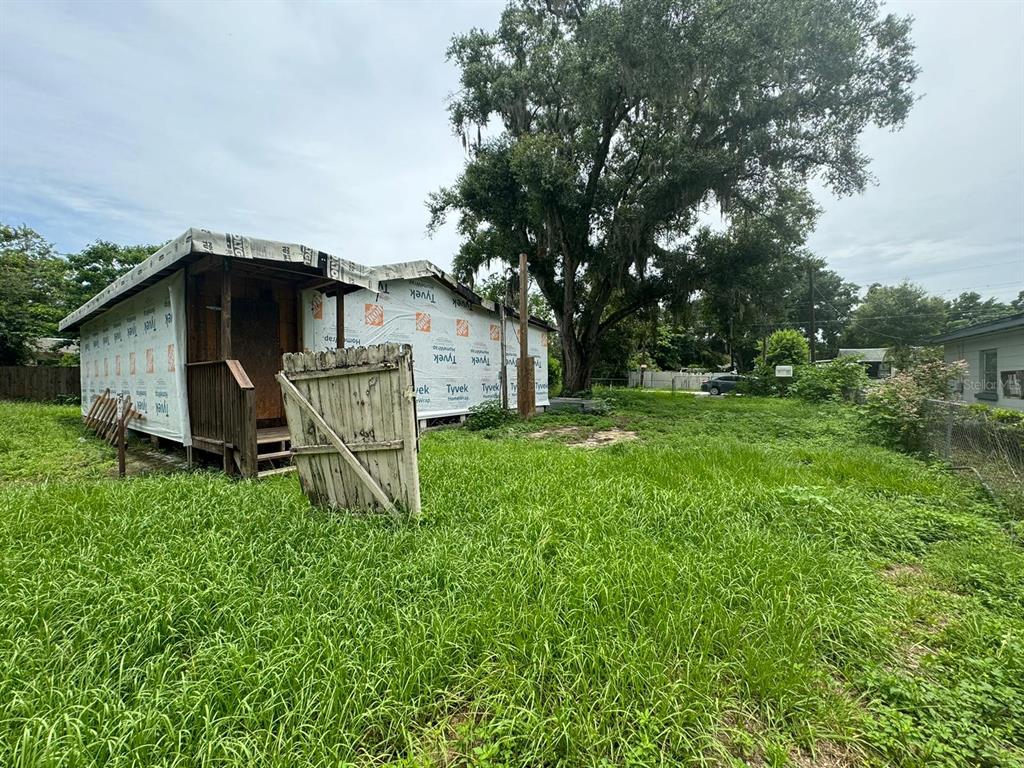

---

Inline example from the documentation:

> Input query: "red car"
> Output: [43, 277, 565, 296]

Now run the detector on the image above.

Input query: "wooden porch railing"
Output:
[186, 360, 258, 478]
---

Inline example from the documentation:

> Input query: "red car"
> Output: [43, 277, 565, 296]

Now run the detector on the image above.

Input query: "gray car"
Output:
[700, 374, 745, 395]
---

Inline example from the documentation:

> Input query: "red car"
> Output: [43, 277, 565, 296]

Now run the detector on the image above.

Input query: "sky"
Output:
[1, 0, 1021, 303]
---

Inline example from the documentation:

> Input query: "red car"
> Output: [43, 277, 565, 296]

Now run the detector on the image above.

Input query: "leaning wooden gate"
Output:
[276, 344, 420, 519]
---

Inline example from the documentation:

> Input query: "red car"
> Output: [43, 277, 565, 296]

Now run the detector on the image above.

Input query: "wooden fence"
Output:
[0, 366, 80, 401]
[278, 344, 420, 519]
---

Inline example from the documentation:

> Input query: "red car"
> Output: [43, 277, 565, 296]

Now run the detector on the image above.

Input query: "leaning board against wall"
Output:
[300, 278, 549, 418]
[79, 271, 191, 443]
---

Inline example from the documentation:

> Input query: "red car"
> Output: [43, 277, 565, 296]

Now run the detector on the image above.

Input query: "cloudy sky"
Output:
[1, 0, 1021, 302]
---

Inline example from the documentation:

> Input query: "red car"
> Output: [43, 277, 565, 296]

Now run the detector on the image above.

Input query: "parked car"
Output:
[700, 374, 745, 395]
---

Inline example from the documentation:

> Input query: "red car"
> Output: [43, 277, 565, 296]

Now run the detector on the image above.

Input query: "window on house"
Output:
[981, 349, 998, 397]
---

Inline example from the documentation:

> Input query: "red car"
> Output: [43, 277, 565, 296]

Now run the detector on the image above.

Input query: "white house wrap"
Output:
[78, 272, 191, 443]
[301, 274, 550, 419]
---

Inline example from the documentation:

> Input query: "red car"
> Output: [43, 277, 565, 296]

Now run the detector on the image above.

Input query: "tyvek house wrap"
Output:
[301, 278, 549, 419]
[78, 271, 191, 444]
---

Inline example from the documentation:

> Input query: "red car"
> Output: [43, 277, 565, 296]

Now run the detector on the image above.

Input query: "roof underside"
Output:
[59, 229, 556, 333]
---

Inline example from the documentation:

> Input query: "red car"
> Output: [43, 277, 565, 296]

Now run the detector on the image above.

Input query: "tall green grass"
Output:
[0, 393, 1020, 766]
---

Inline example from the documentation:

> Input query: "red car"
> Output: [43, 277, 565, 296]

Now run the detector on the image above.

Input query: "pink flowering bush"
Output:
[863, 358, 968, 452]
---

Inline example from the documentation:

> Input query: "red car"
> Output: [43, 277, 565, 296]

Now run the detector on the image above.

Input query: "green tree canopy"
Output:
[944, 291, 1013, 331]
[430, 0, 918, 391]
[64, 240, 161, 312]
[842, 281, 947, 348]
[0, 224, 68, 364]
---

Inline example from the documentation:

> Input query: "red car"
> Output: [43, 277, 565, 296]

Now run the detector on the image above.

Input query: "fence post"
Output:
[945, 401, 954, 462]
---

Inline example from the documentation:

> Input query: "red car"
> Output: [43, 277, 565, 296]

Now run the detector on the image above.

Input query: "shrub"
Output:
[862, 358, 968, 452]
[762, 329, 810, 367]
[465, 399, 516, 431]
[791, 358, 869, 403]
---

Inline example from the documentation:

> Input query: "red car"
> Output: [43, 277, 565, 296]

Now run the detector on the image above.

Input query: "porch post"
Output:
[220, 258, 232, 359]
[335, 291, 345, 349]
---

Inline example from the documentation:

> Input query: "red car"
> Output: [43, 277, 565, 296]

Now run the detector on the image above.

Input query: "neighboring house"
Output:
[31, 337, 79, 364]
[927, 312, 1024, 412]
[837, 348, 893, 379]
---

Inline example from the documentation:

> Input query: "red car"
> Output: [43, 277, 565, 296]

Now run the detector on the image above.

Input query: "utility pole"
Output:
[808, 263, 817, 363]
[516, 252, 535, 417]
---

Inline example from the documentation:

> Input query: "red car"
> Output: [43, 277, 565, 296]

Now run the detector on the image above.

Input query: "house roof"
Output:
[59, 228, 377, 332]
[925, 312, 1024, 345]
[59, 228, 557, 334]
[838, 347, 889, 363]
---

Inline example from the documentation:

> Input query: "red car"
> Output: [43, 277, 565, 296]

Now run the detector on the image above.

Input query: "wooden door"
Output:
[233, 299, 284, 422]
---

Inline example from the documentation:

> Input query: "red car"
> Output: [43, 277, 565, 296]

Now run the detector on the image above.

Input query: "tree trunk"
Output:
[561, 334, 597, 393]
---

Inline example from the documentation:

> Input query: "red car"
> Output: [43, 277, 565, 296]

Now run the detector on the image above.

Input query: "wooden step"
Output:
[257, 426, 291, 444]
[257, 449, 292, 462]
[257, 466, 297, 478]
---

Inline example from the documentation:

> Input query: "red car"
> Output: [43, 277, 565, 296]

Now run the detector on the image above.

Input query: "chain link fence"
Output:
[922, 399, 1024, 511]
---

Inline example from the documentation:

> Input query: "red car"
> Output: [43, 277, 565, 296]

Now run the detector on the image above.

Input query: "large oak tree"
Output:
[430, 0, 918, 391]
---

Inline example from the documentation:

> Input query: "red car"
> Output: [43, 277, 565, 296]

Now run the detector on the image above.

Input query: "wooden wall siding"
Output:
[185, 262, 301, 423]
[278, 344, 420, 519]
[0, 366, 80, 401]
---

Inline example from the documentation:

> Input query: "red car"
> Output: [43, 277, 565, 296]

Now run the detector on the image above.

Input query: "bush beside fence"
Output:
[0, 366, 80, 402]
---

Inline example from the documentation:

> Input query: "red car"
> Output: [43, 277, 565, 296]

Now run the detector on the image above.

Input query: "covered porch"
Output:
[184, 253, 359, 478]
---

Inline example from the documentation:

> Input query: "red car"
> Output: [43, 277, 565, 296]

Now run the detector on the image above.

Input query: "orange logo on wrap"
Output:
[541, 333, 548, 347]
[129, 352, 136, 375]
[167, 344, 176, 372]
[145, 348, 155, 374]
[365, 303, 384, 327]
[489, 324, 500, 341]
[416, 312, 431, 333]
[456, 319, 469, 337]
[311, 293, 323, 320]
[115, 355, 121, 376]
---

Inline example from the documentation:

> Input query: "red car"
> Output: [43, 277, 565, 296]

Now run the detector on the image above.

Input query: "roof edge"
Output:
[925, 311, 1024, 345]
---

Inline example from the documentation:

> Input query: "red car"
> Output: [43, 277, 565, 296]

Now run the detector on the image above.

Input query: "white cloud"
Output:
[0, 0, 1020, 302]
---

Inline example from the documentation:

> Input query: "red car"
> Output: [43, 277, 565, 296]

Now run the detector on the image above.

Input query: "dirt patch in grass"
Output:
[882, 563, 925, 581]
[527, 426, 638, 448]
[789, 741, 861, 768]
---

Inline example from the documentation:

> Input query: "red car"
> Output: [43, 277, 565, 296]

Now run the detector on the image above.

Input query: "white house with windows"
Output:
[928, 312, 1024, 412]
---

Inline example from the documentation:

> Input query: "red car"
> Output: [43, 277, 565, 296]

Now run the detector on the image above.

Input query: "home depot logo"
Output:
[311, 293, 323, 320]
[456, 319, 469, 337]
[365, 303, 384, 327]
[167, 344, 176, 372]
[115, 355, 121, 376]
[489, 324, 500, 341]
[129, 352, 136, 375]
[416, 312, 431, 333]
[145, 348, 155, 374]
[541, 333, 548, 347]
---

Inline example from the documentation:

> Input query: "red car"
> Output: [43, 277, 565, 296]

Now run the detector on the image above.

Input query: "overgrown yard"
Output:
[1, 392, 1021, 767]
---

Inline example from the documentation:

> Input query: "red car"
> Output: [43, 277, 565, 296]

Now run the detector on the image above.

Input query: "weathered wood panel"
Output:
[0, 366, 80, 401]
[278, 344, 420, 518]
